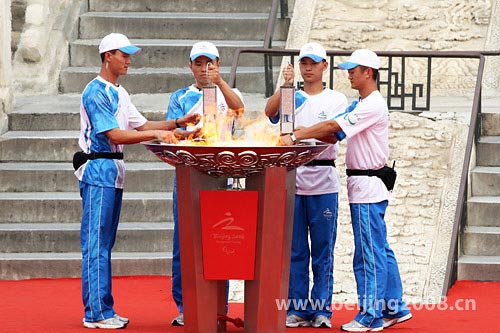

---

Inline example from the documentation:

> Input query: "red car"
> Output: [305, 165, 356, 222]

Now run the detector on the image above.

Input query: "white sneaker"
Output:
[83, 316, 126, 329]
[83, 314, 129, 325]
[383, 313, 412, 328]
[286, 314, 312, 328]
[171, 313, 184, 326]
[341, 319, 383, 332]
[312, 315, 332, 328]
[114, 314, 129, 324]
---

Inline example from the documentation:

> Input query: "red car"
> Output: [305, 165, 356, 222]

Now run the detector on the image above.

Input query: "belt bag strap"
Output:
[346, 165, 397, 191]
[305, 159, 336, 167]
[346, 169, 379, 177]
[88, 152, 124, 160]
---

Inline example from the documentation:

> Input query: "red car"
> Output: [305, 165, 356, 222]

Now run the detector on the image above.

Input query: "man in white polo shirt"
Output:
[266, 42, 348, 329]
[280, 49, 412, 332]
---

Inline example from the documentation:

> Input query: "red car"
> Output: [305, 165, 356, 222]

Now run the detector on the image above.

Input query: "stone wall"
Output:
[287, 0, 499, 98]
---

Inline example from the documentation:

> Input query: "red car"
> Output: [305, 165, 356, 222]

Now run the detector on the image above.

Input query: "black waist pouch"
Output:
[346, 162, 397, 191]
[72, 151, 88, 170]
[376, 165, 397, 191]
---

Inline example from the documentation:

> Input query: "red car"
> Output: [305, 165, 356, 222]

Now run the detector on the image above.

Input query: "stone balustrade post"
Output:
[0, 0, 13, 135]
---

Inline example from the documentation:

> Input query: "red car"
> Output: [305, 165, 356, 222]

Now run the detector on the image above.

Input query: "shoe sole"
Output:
[313, 322, 332, 328]
[83, 322, 125, 329]
[83, 316, 129, 325]
[341, 324, 383, 332]
[341, 327, 382, 332]
[286, 321, 312, 328]
[383, 313, 413, 328]
[171, 320, 184, 326]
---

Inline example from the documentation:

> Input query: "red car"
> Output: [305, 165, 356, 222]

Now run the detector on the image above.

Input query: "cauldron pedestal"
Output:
[177, 166, 294, 333]
[142, 142, 329, 333]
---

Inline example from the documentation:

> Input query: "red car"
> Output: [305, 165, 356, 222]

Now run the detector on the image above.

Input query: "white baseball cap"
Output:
[190, 41, 219, 61]
[338, 49, 380, 70]
[99, 33, 142, 55]
[298, 42, 327, 63]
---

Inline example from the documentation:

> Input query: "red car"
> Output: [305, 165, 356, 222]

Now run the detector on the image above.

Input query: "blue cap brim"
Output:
[190, 52, 218, 61]
[298, 54, 325, 63]
[338, 61, 359, 70]
[119, 45, 142, 55]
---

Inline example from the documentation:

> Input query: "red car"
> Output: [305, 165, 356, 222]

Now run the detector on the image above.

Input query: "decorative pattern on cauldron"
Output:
[142, 141, 330, 178]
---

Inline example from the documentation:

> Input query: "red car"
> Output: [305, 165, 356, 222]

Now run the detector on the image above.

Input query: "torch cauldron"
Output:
[143, 141, 329, 333]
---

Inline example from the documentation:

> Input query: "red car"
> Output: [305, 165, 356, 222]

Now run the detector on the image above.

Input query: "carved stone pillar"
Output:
[0, 0, 13, 135]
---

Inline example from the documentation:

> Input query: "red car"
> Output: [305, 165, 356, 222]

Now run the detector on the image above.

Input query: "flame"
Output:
[179, 111, 281, 147]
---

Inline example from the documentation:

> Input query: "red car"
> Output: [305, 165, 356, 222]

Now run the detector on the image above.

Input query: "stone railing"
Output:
[11, 0, 81, 96]
[0, 0, 12, 134]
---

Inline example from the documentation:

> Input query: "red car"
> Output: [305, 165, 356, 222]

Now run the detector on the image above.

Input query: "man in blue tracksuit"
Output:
[166, 41, 245, 326]
[76, 33, 198, 330]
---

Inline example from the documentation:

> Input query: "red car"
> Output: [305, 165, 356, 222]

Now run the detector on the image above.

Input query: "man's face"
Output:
[107, 50, 132, 76]
[299, 57, 327, 83]
[347, 66, 368, 90]
[190, 56, 219, 86]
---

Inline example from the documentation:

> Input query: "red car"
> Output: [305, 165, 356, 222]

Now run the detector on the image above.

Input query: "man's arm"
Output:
[264, 91, 281, 118]
[105, 128, 177, 145]
[208, 63, 244, 113]
[281, 120, 342, 145]
[216, 79, 244, 113]
[265, 63, 294, 118]
[137, 113, 201, 131]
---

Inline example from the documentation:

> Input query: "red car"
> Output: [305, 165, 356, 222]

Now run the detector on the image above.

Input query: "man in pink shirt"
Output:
[281, 49, 412, 332]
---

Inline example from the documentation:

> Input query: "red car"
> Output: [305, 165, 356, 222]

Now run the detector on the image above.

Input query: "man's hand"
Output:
[178, 113, 201, 127]
[157, 130, 178, 144]
[282, 63, 294, 86]
[279, 133, 294, 146]
[207, 62, 222, 85]
[175, 127, 203, 140]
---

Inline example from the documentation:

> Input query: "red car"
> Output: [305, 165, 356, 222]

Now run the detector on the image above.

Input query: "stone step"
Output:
[59, 66, 278, 94]
[0, 131, 157, 162]
[476, 136, 500, 166]
[70, 39, 284, 68]
[482, 112, 500, 136]
[457, 255, 500, 281]
[9, 94, 166, 131]
[78, 12, 289, 41]
[467, 196, 500, 227]
[9, 93, 267, 131]
[0, 192, 172, 223]
[0, 252, 171, 280]
[0, 162, 174, 192]
[462, 225, 500, 256]
[471, 166, 500, 196]
[89, 0, 277, 13]
[0, 222, 173, 253]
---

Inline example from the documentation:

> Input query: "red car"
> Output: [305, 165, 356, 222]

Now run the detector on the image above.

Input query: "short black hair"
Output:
[359, 65, 379, 81]
[100, 49, 117, 63]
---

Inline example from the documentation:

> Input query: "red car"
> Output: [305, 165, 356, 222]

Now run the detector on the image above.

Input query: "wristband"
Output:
[175, 118, 181, 128]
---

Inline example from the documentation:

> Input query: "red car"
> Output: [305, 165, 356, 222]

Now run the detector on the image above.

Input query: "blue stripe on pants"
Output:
[350, 201, 410, 328]
[80, 182, 122, 322]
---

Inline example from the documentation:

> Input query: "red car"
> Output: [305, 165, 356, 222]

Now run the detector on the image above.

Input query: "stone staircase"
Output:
[60, 0, 290, 94]
[0, 0, 290, 279]
[458, 111, 500, 281]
